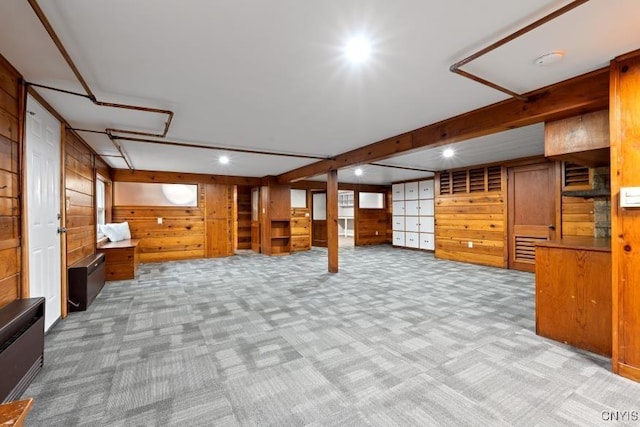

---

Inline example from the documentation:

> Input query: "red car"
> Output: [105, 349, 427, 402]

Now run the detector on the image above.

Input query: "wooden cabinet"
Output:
[535, 237, 611, 356]
[259, 181, 292, 256]
[391, 179, 435, 251]
[545, 109, 610, 167]
[97, 239, 140, 280]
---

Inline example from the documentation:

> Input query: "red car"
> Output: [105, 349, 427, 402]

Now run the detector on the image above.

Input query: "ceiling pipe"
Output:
[369, 163, 436, 174]
[111, 135, 328, 160]
[450, 0, 590, 101]
[27, 0, 177, 170]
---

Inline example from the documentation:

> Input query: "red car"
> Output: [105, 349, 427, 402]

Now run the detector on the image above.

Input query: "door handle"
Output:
[57, 227, 68, 234]
[548, 224, 556, 230]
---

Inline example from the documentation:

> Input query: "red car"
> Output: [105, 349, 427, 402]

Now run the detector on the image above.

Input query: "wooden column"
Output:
[610, 50, 640, 382]
[327, 169, 338, 273]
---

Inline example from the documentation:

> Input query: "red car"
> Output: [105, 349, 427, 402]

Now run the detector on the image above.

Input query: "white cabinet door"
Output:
[405, 232, 419, 248]
[392, 183, 405, 201]
[393, 231, 405, 246]
[420, 216, 435, 233]
[392, 201, 405, 216]
[405, 216, 420, 232]
[392, 216, 405, 231]
[404, 182, 419, 200]
[405, 200, 419, 216]
[419, 233, 434, 250]
[419, 199, 434, 216]
[419, 180, 434, 199]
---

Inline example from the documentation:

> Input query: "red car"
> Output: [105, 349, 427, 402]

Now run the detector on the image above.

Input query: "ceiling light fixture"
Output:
[354, 168, 364, 176]
[219, 155, 229, 164]
[344, 35, 372, 64]
[534, 51, 564, 66]
[443, 148, 455, 158]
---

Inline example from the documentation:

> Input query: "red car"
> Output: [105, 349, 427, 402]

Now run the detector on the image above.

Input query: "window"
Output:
[96, 178, 106, 237]
[113, 182, 198, 206]
[359, 192, 384, 209]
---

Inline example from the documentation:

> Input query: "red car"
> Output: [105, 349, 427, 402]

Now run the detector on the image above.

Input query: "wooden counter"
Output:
[535, 237, 611, 356]
[97, 239, 140, 281]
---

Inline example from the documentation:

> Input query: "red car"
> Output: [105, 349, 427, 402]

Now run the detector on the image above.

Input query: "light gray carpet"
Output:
[24, 245, 640, 426]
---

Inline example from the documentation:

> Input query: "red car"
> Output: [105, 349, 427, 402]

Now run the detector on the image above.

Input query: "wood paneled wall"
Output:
[64, 130, 97, 266]
[354, 190, 392, 246]
[113, 186, 207, 263]
[112, 171, 242, 263]
[291, 208, 311, 252]
[610, 51, 640, 382]
[561, 196, 594, 237]
[434, 168, 508, 268]
[0, 55, 22, 308]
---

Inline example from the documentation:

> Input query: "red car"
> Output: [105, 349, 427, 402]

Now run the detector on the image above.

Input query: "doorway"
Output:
[338, 190, 354, 247]
[311, 191, 327, 247]
[25, 95, 62, 331]
[507, 162, 559, 272]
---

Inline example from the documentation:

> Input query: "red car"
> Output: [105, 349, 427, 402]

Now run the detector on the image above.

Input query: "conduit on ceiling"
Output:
[27, 0, 175, 170]
[449, 0, 590, 101]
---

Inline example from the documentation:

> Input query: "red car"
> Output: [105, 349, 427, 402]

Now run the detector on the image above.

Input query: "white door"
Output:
[26, 95, 62, 332]
[392, 183, 404, 201]
[405, 200, 420, 216]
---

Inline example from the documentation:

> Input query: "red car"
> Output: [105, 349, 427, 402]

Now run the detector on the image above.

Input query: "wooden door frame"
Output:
[310, 190, 327, 247]
[507, 159, 562, 270]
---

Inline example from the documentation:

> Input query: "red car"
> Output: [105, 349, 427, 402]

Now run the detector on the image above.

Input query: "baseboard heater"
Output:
[0, 297, 45, 403]
[68, 252, 106, 312]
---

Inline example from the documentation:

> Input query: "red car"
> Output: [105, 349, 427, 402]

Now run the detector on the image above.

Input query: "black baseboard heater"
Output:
[68, 252, 106, 312]
[0, 297, 45, 403]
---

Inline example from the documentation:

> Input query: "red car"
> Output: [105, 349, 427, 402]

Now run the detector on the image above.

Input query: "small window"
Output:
[359, 192, 384, 209]
[114, 182, 198, 206]
[96, 178, 106, 237]
[291, 189, 307, 208]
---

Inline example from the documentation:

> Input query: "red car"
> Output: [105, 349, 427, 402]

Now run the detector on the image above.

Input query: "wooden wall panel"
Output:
[112, 205, 206, 263]
[64, 130, 96, 266]
[354, 190, 391, 246]
[562, 196, 595, 237]
[0, 55, 22, 309]
[610, 51, 640, 382]
[435, 188, 507, 269]
[291, 208, 310, 252]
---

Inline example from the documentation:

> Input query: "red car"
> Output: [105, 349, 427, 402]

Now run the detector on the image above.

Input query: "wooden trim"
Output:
[111, 169, 261, 186]
[290, 180, 389, 193]
[327, 170, 338, 273]
[391, 176, 435, 185]
[60, 123, 67, 318]
[19, 83, 28, 299]
[278, 68, 609, 183]
[617, 363, 640, 382]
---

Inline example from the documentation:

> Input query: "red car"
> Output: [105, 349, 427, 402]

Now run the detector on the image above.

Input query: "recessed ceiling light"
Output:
[354, 167, 364, 176]
[344, 36, 372, 64]
[534, 51, 564, 66]
[219, 155, 229, 164]
[443, 148, 455, 158]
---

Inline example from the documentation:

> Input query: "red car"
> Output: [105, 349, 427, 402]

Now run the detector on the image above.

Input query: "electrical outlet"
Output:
[157, 217, 163, 224]
[468, 241, 473, 248]
[375, 230, 379, 236]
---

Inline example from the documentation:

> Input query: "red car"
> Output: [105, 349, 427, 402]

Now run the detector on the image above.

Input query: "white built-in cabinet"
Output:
[392, 179, 435, 250]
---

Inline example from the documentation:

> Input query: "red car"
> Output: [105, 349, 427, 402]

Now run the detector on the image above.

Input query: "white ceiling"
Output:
[1, 0, 638, 184]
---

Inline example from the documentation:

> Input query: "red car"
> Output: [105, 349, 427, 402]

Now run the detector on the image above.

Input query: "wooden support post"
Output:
[610, 50, 640, 382]
[327, 169, 338, 273]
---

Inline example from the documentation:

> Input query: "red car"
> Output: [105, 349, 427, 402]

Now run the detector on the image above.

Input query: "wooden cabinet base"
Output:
[97, 239, 140, 280]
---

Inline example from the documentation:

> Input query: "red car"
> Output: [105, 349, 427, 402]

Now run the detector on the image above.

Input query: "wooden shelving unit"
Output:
[259, 180, 292, 256]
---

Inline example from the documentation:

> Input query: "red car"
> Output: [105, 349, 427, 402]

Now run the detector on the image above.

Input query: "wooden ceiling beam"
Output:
[111, 169, 261, 186]
[277, 67, 609, 184]
[291, 180, 390, 192]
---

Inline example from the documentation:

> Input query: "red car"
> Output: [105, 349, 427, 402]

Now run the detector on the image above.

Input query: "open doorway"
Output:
[338, 191, 354, 247]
